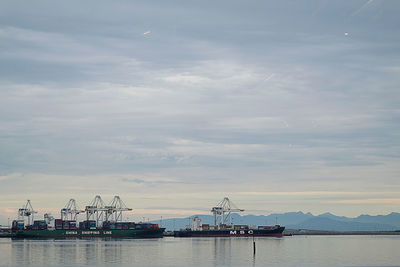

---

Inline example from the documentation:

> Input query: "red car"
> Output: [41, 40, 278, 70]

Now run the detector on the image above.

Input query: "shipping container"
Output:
[55, 220, 63, 229]
[234, 225, 249, 230]
[202, 224, 210, 230]
[12, 220, 25, 230]
[63, 222, 70, 229]
[69, 221, 77, 230]
[79, 220, 96, 230]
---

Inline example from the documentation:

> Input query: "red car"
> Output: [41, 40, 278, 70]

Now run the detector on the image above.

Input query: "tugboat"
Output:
[174, 197, 285, 237]
[11, 196, 165, 238]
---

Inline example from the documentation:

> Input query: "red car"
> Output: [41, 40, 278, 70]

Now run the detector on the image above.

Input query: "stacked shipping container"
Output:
[55, 219, 78, 230]
[11, 220, 24, 230]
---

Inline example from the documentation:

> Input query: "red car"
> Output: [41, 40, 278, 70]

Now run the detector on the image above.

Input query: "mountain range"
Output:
[155, 212, 400, 232]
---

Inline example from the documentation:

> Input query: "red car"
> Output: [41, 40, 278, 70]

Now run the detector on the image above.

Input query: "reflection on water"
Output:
[0, 236, 399, 266]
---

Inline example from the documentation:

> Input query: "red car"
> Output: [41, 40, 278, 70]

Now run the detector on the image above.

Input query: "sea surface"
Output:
[0, 235, 399, 267]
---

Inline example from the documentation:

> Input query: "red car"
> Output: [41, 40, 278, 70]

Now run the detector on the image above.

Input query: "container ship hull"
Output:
[174, 226, 285, 237]
[12, 228, 165, 239]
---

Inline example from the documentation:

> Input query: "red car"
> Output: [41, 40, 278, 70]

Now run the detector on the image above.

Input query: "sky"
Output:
[0, 0, 400, 225]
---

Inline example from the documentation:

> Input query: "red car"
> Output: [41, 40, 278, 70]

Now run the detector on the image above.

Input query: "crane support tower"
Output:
[84, 195, 132, 226]
[61, 199, 84, 221]
[85, 195, 107, 226]
[211, 197, 244, 228]
[18, 200, 37, 226]
[105, 196, 132, 222]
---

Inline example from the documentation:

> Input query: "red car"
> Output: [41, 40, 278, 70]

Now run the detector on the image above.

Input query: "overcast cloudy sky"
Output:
[0, 0, 399, 224]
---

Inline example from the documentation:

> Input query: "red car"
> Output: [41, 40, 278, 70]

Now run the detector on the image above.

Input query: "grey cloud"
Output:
[0, 0, 399, 217]
[121, 177, 192, 185]
[122, 178, 146, 184]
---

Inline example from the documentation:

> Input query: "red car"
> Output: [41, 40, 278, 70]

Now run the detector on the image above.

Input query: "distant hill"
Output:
[155, 212, 400, 231]
[285, 217, 396, 232]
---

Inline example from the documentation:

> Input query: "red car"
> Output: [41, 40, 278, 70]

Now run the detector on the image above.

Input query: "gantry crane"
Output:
[85, 195, 107, 226]
[61, 199, 84, 221]
[211, 197, 244, 228]
[18, 200, 37, 226]
[85, 195, 132, 225]
[104, 196, 132, 222]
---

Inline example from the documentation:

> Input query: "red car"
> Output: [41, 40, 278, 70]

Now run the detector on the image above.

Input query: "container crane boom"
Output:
[105, 196, 132, 222]
[211, 197, 244, 228]
[61, 199, 84, 221]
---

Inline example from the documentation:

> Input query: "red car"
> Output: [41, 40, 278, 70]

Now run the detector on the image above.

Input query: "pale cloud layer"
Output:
[0, 0, 400, 224]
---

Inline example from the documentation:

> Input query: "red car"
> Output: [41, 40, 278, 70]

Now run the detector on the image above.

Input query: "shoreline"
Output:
[284, 229, 400, 236]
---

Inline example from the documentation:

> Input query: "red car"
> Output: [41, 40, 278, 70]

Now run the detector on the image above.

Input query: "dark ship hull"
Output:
[11, 228, 165, 238]
[174, 226, 285, 237]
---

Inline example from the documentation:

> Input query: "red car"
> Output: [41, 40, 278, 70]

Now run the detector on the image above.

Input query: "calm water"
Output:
[0, 235, 399, 267]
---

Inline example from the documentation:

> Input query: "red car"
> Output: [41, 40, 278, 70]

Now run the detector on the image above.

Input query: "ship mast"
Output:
[211, 197, 244, 228]
[18, 200, 37, 226]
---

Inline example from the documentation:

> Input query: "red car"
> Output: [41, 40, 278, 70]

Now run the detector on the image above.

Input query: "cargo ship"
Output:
[174, 197, 285, 237]
[174, 224, 285, 237]
[11, 196, 165, 239]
